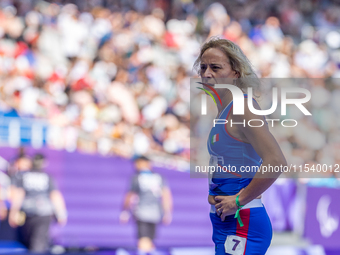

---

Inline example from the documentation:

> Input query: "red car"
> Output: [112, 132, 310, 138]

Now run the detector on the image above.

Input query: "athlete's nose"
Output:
[202, 66, 213, 80]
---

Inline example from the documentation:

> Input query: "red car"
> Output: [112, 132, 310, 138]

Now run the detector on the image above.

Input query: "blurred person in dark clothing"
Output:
[0, 171, 9, 221]
[120, 156, 173, 254]
[0, 185, 8, 240]
[9, 154, 32, 177]
[0, 176, 16, 240]
[0, 182, 8, 222]
[9, 153, 67, 253]
[0, 167, 10, 223]
[0, 157, 19, 240]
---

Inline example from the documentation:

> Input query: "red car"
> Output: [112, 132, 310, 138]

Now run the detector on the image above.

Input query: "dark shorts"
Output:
[19, 215, 52, 253]
[137, 220, 157, 240]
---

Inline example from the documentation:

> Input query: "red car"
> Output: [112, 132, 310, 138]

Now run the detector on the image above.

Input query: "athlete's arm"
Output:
[215, 99, 286, 220]
[236, 101, 286, 205]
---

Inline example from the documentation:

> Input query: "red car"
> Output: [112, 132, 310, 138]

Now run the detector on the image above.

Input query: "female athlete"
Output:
[194, 38, 287, 255]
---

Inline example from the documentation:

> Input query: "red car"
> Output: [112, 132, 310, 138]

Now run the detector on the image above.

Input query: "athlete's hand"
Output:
[208, 195, 217, 205]
[214, 189, 244, 221]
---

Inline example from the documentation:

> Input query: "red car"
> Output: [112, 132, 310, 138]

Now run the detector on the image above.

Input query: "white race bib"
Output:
[224, 235, 246, 255]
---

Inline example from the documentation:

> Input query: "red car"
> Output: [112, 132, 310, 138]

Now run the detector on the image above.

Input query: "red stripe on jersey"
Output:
[225, 105, 248, 144]
[236, 208, 250, 255]
[216, 133, 219, 141]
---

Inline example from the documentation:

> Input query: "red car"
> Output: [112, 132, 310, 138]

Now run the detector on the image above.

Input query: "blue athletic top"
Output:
[207, 95, 263, 196]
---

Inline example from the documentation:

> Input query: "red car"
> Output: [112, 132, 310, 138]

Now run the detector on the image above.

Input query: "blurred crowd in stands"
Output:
[0, 0, 339, 180]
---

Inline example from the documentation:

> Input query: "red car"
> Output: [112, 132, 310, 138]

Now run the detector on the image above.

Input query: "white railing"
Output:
[0, 116, 48, 148]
